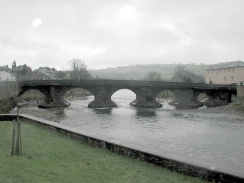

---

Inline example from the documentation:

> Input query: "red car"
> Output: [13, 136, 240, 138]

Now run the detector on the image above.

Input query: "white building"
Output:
[0, 66, 15, 81]
[35, 67, 57, 80]
[205, 61, 244, 85]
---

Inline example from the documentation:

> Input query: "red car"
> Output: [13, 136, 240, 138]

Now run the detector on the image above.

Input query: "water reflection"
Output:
[136, 109, 156, 117]
[93, 108, 112, 115]
[53, 108, 65, 116]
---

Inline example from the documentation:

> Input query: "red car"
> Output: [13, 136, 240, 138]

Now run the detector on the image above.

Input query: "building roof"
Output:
[0, 66, 12, 73]
[13, 64, 32, 75]
[206, 61, 244, 70]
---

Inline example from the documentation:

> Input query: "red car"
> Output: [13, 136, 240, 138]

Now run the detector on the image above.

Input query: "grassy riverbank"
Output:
[0, 121, 207, 183]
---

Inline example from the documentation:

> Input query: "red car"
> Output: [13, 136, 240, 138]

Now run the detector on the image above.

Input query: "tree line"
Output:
[56, 59, 203, 83]
[144, 65, 202, 83]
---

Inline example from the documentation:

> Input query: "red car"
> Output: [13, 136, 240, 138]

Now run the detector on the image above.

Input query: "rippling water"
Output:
[20, 90, 244, 170]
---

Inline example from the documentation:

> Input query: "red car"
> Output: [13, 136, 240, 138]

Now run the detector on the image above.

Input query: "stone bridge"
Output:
[15, 80, 237, 109]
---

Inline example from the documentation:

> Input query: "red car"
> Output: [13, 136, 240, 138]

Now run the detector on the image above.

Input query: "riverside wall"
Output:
[237, 86, 244, 97]
[0, 114, 244, 183]
[0, 81, 15, 100]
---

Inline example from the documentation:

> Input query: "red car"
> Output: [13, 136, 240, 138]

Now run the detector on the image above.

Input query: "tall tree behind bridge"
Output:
[69, 59, 92, 80]
[145, 71, 162, 81]
[172, 65, 192, 83]
[55, 71, 66, 79]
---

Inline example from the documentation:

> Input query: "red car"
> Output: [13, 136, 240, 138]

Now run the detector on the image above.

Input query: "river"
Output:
[13, 90, 244, 171]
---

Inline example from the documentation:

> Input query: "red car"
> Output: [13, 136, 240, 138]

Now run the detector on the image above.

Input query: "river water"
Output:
[16, 90, 244, 171]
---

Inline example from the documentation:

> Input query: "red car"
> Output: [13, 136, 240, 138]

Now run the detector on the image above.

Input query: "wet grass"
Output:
[0, 121, 208, 183]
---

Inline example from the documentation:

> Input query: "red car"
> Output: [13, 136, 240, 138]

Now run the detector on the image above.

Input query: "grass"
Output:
[0, 121, 208, 183]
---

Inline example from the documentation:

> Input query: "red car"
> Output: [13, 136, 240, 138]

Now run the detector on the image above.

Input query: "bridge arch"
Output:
[155, 90, 175, 108]
[62, 87, 94, 100]
[18, 87, 46, 98]
[18, 89, 45, 104]
[111, 89, 136, 106]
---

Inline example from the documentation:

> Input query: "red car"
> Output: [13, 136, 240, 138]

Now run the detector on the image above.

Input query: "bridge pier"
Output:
[171, 89, 203, 109]
[130, 87, 162, 108]
[193, 88, 235, 107]
[201, 91, 229, 107]
[38, 86, 70, 108]
[88, 86, 117, 108]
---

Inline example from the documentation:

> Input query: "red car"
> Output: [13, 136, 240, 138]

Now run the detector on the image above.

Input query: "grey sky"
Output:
[0, 0, 244, 70]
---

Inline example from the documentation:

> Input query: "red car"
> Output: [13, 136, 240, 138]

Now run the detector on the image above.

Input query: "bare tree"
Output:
[172, 65, 192, 83]
[69, 59, 92, 80]
[145, 71, 161, 81]
[172, 65, 185, 82]
[55, 71, 66, 79]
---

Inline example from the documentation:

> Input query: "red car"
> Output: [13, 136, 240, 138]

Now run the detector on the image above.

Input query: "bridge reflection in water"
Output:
[16, 80, 237, 109]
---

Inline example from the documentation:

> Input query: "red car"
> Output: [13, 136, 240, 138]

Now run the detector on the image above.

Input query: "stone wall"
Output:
[237, 86, 244, 97]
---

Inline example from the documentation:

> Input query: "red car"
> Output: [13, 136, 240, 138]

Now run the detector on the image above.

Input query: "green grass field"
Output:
[0, 121, 208, 183]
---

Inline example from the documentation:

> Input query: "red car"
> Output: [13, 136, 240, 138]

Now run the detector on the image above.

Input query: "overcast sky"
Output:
[0, 0, 244, 70]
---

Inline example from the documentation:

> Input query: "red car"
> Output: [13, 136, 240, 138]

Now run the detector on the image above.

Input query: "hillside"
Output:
[89, 64, 208, 82]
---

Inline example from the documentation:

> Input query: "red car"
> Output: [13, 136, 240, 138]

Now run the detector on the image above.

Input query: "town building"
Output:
[205, 61, 244, 85]
[34, 67, 57, 80]
[11, 64, 47, 81]
[0, 66, 15, 81]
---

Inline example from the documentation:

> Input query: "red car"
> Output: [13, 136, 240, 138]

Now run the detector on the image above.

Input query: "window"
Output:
[219, 69, 221, 73]
[216, 72, 218, 75]
[224, 76, 226, 81]
[233, 68, 234, 72]
[208, 71, 209, 74]
[228, 68, 230, 72]
[231, 76, 234, 81]
[225, 69, 226, 72]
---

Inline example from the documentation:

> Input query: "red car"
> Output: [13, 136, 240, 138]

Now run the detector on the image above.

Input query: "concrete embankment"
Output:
[1, 114, 243, 183]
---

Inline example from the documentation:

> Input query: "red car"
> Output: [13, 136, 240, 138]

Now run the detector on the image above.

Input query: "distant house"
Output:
[34, 67, 57, 80]
[205, 61, 244, 85]
[0, 66, 15, 81]
[12, 64, 33, 81]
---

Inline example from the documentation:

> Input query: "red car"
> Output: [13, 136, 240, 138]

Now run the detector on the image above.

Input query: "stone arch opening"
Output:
[195, 92, 209, 103]
[63, 88, 94, 100]
[156, 90, 175, 109]
[19, 89, 45, 104]
[111, 89, 136, 106]
[156, 90, 175, 100]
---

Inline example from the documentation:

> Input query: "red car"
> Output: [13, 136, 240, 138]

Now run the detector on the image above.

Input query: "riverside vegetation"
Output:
[0, 120, 208, 183]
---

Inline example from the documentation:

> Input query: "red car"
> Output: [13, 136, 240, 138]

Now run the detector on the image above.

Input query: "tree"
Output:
[55, 71, 66, 79]
[172, 65, 186, 82]
[145, 71, 161, 81]
[172, 65, 192, 83]
[8, 64, 22, 156]
[69, 59, 92, 80]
